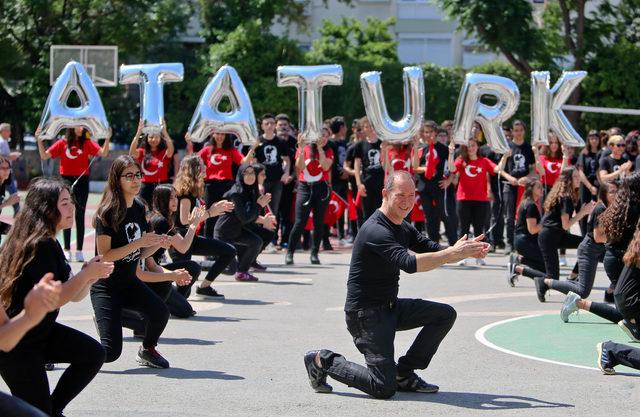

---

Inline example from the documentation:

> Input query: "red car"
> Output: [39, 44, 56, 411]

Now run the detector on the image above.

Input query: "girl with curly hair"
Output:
[597, 172, 640, 302]
[172, 155, 236, 298]
[534, 167, 596, 302]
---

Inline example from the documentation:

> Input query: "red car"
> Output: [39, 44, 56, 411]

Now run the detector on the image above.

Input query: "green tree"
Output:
[0, 0, 193, 145]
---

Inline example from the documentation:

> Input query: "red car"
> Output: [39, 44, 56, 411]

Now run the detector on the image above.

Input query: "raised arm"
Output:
[35, 127, 52, 160]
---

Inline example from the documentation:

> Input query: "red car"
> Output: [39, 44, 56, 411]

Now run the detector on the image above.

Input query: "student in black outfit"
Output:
[215, 164, 276, 281]
[597, 172, 640, 302]
[150, 185, 209, 316]
[327, 116, 350, 245]
[343, 128, 363, 239]
[0, 156, 19, 238]
[354, 117, 384, 221]
[0, 269, 62, 417]
[503, 120, 535, 253]
[249, 163, 278, 264]
[576, 130, 602, 234]
[274, 114, 298, 248]
[303, 171, 489, 398]
[534, 167, 595, 302]
[414, 121, 454, 245]
[285, 131, 334, 265]
[0, 178, 113, 417]
[91, 155, 192, 369]
[254, 113, 291, 224]
[171, 155, 236, 297]
[599, 135, 633, 184]
[508, 178, 547, 286]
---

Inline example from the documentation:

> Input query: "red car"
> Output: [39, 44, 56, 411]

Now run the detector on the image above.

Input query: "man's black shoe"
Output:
[534, 277, 547, 302]
[285, 252, 294, 265]
[196, 286, 225, 299]
[604, 291, 615, 303]
[303, 351, 332, 393]
[397, 373, 439, 393]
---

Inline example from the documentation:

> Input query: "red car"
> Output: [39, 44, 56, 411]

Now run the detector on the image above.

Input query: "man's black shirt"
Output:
[345, 210, 442, 311]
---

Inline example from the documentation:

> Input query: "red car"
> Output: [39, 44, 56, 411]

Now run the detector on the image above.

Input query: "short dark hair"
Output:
[261, 113, 275, 122]
[329, 116, 345, 134]
[423, 120, 438, 130]
[275, 114, 290, 123]
[384, 170, 415, 192]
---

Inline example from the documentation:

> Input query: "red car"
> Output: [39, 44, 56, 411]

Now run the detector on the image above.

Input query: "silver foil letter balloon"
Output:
[119, 63, 184, 135]
[277, 65, 343, 143]
[360, 66, 424, 143]
[453, 73, 520, 154]
[531, 71, 587, 147]
[38, 61, 109, 139]
[187, 65, 259, 144]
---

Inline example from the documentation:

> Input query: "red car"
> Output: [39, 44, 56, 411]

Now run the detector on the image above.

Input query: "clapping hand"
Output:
[24, 273, 62, 322]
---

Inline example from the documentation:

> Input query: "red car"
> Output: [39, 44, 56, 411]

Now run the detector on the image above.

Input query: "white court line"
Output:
[474, 314, 599, 372]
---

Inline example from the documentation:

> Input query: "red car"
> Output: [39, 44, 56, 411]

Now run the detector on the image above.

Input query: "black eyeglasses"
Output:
[614, 144, 626, 148]
[121, 172, 143, 181]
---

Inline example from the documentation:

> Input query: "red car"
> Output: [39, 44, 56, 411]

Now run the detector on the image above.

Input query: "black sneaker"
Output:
[397, 373, 439, 393]
[136, 346, 170, 369]
[303, 351, 333, 393]
[534, 277, 548, 303]
[196, 286, 225, 299]
[596, 342, 616, 375]
[618, 319, 640, 342]
[322, 243, 334, 251]
[604, 291, 615, 303]
[310, 253, 320, 265]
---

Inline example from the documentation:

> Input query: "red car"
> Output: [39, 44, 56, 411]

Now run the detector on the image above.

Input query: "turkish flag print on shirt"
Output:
[48, 139, 101, 176]
[136, 148, 171, 183]
[296, 145, 334, 183]
[455, 157, 497, 201]
[199, 146, 244, 181]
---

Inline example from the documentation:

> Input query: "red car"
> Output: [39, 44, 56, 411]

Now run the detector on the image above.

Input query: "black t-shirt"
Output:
[515, 200, 540, 237]
[345, 210, 443, 311]
[95, 199, 149, 288]
[599, 155, 628, 174]
[150, 215, 175, 264]
[345, 142, 359, 191]
[214, 191, 260, 240]
[577, 151, 600, 184]
[6, 238, 70, 345]
[330, 138, 348, 186]
[586, 201, 606, 240]
[506, 141, 534, 178]
[255, 136, 290, 182]
[416, 142, 449, 192]
[542, 197, 574, 230]
[354, 139, 384, 187]
[175, 194, 200, 233]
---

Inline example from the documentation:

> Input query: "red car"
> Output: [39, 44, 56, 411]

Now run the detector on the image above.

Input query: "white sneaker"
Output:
[338, 239, 353, 248]
[65, 250, 73, 262]
[476, 258, 486, 266]
[263, 243, 278, 254]
[456, 259, 467, 266]
[559, 255, 567, 267]
[75, 251, 85, 263]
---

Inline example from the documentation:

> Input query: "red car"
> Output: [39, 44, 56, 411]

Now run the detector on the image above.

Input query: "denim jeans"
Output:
[318, 298, 456, 399]
[549, 236, 604, 298]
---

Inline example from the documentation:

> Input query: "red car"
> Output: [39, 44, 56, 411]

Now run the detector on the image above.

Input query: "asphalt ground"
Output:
[0, 195, 638, 416]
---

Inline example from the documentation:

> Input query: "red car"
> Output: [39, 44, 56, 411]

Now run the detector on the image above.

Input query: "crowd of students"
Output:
[0, 116, 640, 414]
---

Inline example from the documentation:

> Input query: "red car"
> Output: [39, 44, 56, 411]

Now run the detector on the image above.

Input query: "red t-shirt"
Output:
[538, 155, 565, 186]
[136, 148, 171, 183]
[386, 146, 413, 174]
[296, 145, 334, 183]
[48, 139, 101, 176]
[455, 157, 497, 201]
[199, 146, 244, 181]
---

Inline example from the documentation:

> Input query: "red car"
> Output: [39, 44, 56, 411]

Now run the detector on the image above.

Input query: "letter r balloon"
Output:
[119, 63, 184, 135]
[453, 73, 520, 154]
[531, 71, 587, 147]
[277, 65, 343, 143]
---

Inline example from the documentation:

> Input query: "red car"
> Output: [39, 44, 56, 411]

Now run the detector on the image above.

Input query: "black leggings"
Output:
[584, 266, 640, 325]
[216, 228, 263, 272]
[171, 235, 236, 282]
[514, 233, 547, 278]
[0, 392, 47, 417]
[62, 175, 89, 251]
[288, 181, 330, 255]
[456, 200, 489, 239]
[90, 279, 169, 363]
[203, 180, 234, 238]
[538, 227, 582, 280]
[0, 323, 104, 416]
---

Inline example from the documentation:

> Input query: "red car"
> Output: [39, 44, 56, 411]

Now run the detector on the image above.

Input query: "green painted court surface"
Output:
[483, 313, 640, 374]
